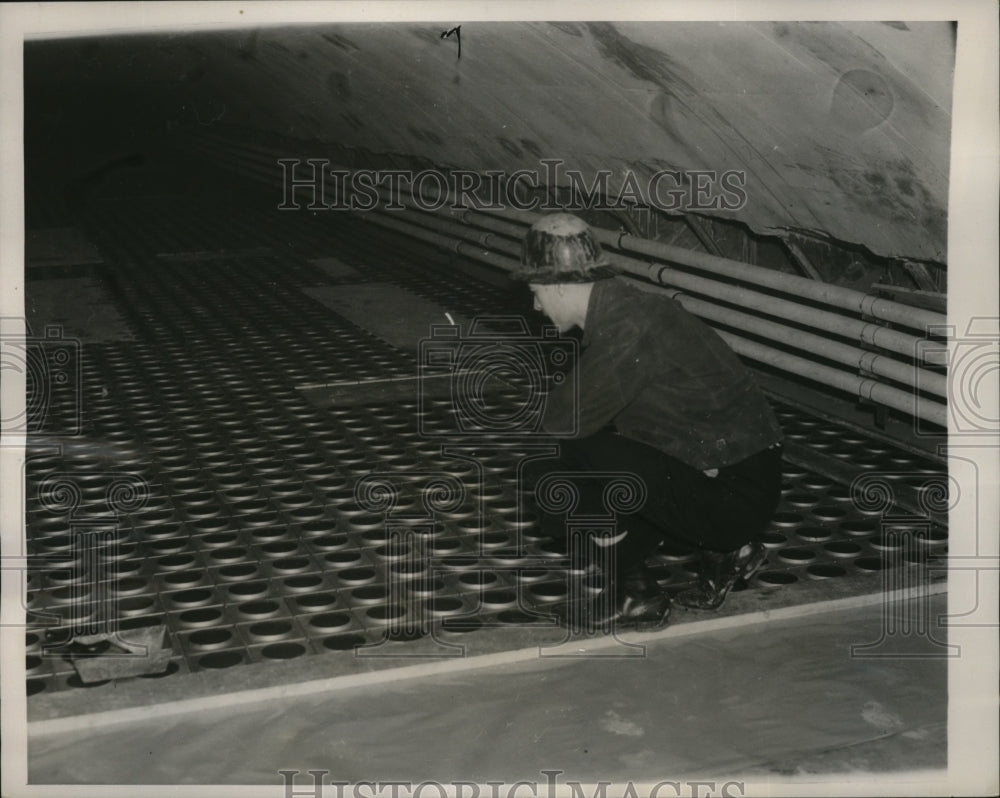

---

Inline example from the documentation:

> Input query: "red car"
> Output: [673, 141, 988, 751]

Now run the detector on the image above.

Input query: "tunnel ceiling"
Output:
[27, 20, 954, 265]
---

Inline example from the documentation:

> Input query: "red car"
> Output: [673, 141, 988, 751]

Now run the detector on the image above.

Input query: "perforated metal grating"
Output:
[23, 195, 948, 697]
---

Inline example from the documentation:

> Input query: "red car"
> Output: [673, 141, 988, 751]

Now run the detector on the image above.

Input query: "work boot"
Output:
[675, 541, 767, 610]
[556, 561, 671, 632]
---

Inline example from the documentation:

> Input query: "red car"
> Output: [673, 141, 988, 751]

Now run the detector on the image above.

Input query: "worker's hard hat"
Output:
[511, 213, 619, 284]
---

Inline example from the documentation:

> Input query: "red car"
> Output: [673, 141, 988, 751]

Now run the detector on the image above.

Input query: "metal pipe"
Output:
[660, 290, 947, 399]
[187, 134, 949, 426]
[606, 251, 933, 362]
[371, 201, 936, 365]
[359, 209, 947, 424]
[479, 205, 944, 333]
[718, 332, 947, 428]
[198, 132, 945, 334]
[370, 205, 947, 399]
[361, 212, 516, 273]
[191, 133, 944, 333]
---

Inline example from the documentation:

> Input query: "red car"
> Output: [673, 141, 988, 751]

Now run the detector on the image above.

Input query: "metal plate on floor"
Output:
[303, 283, 468, 352]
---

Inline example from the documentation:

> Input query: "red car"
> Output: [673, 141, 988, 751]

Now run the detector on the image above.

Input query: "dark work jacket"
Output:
[541, 277, 783, 470]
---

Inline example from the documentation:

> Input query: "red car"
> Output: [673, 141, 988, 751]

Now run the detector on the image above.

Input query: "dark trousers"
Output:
[523, 430, 783, 568]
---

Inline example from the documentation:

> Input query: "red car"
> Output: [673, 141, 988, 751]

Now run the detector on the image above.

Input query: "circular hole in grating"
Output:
[796, 527, 832, 542]
[366, 604, 406, 621]
[459, 571, 499, 588]
[237, 599, 282, 618]
[188, 628, 233, 649]
[806, 564, 847, 579]
[289, 508, 325, 523]
[812, 506, 848, 522]
[308, 611, 352, 631]
[301, 522, 341, 540]
[870, 533, 909, 551]
[439, 556, 479, 571]
[404, 576, 443, 595]
[209, 547, 247, 563]
[119, 595, 157, 616]
[157, 554, 197, 571]
[112, 577, 151, 595]
[771, 512, 804, 527]
[250, 527, 288, 542]
[760, 532, 787, 547]
[516, 568, 550, 583]
[423, 597, 465, 616]
[35, 535, 74, 552]
[345, 513, 383, 531]
[530, 582, 568, 601]
[841, 521, 878, 536]
[374, 543, 411, 561]
[227, 580, 270, 598]
[198, 650, 244, 669]
[150, 538, 189, 555]
[169, 588, 215, 607]
[186, 506, 225, 521]
[261, 541, 299, 557]
[218, 563, 260, 581]
[163, 571, 205, 588]
[198, 531, 240, 548]
[441, 617, 482, 634]
[352, 586, 388, 604]
[785, 493, 820, 507]
[756, 571, 798, 586]
[481, 532, 515, 549]
[283, 574, 324, 592]
[824, 485, 851, 501]
[481, 589, 517, 608]
[261, 642, 306, 660]
[248, 620, 294, 640]
[27, 679, 47, 696]
[429, 538, 463, 555]
[179, 607, 223, 627]
[240, 511, 280, 527]
[777, 547, 816, 563]
[232, 498, 272, 515]
[272, 557, 312, 573]
[917, 528, 948, 545]
[855, 557, 888, 572]
[338, 567, 377, 585]
[824, 540, 863, 557]
[324, 551, 364, 567]
[296, 592, 339, 611]
[451, 518, 491, 535]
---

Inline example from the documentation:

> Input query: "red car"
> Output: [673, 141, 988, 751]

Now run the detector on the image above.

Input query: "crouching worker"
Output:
[514, 213, 784, 630]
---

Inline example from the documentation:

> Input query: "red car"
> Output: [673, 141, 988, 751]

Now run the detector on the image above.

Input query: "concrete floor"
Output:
[27, 594, 950, 792]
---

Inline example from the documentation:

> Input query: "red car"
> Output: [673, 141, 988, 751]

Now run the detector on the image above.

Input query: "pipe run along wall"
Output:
[187, 133, 949, 429]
